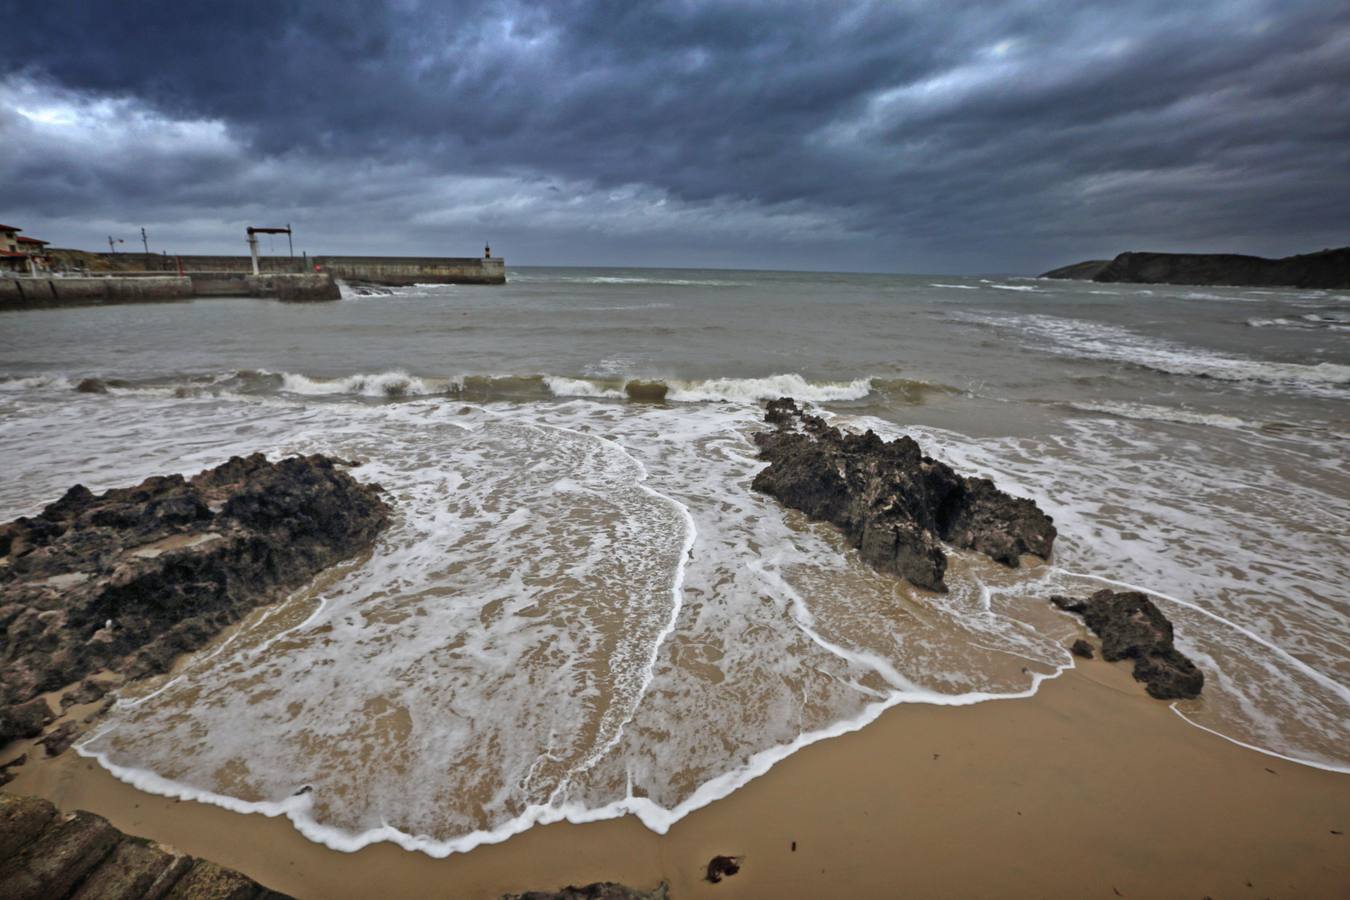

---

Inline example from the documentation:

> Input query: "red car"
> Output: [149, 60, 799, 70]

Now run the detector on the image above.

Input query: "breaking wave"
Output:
[1, 368, 890, 406]
[1066, 401, 1254, 431]
[1247, 312, 1350, 332]
[956, 312, 1350, 398]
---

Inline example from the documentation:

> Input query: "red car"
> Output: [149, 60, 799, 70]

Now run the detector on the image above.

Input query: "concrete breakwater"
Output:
[72, 252, 507, 285]
[0, 273, 339, 311]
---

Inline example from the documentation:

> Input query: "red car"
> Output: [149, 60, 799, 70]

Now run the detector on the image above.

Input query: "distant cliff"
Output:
[1041, 247, 1350, 289]
[1040, 259, 1110, 280]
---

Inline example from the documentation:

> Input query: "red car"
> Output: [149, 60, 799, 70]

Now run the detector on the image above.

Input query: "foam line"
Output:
[1168, 708, 1350, 774]
[80, 658, 1074, 856]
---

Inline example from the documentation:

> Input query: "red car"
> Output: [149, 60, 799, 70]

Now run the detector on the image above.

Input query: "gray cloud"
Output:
[2, 0, 1347, 272]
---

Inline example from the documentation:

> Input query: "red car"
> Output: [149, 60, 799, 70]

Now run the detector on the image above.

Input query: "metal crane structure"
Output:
[244, 224, 294, 275]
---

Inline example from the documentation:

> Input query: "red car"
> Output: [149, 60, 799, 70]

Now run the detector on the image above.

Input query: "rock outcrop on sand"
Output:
[752, 399, 1056, 591]
[0, 793, 293, 899]
[0, 453, 390, 743]
[1051, 590, 1204, 699]
[1041, 246, 1350, 289]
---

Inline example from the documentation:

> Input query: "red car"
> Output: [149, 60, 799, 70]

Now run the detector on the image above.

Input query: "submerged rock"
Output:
[752, 398, 1056, 591]
[0, 454, 390, 724]
[0, 793, 292, 899]
[1051, 590, 1204, 699]
[624, 379, 669, 403]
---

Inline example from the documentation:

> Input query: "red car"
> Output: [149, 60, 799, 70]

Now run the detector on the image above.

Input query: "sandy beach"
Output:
[7, 656, 1346, 899]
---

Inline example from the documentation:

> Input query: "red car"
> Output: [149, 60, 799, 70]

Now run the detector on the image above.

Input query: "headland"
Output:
[1042, 246, 1350, 288]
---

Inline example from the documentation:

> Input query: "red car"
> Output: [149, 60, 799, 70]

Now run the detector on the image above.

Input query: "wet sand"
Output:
[6, 657, 1347, 899]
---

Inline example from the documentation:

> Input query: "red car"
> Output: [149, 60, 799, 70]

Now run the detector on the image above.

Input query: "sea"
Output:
[1, 267, 1346, 854]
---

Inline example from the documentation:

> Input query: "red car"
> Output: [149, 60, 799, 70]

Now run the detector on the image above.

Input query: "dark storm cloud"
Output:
[2, 0, 1347, 271]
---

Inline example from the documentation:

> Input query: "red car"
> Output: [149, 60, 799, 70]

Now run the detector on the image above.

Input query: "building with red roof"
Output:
[0, 224, 53, 274]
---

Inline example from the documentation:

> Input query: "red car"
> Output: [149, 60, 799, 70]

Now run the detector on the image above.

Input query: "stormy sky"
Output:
[2, 1, 1347, 273]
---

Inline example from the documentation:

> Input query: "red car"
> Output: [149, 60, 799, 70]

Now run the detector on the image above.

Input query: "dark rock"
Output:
[624, 380, 669, 403]
[705, 855, 742, 883]
[60, 679, 110, 710]
[502, 884, 668, 900]
[162, 859, 264, 900]
[1051, 590, 1203, 699]
[1070, 639, 1094, 659]
[39, 720, 82, 757]
[0, 792, 56, 857]
[74, 378, 109, 394]
[0, 794, 294, 899]
[67, 837, 182, 900]
[1, 751, 28, 786]
[0, 695, 55, 745]
[81, 695, 116, 723]
[0, 808, 121, 900]
[752, 398, 1056, 591]
[0, 454, 390, 716]
[1041, 246, 1350, 289]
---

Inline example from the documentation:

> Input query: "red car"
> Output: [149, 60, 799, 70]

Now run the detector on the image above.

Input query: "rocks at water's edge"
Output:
[502, 884, 669, 900]
[752, 398, 1056, 591]
[1051, 590, 1204, 699]
[0, 696, 54, 747]
[0, 453, 390, 741]
[1070, 638, 1094, 659]
[0, 793, 293, 900]
[1041, 246, 1350, 289]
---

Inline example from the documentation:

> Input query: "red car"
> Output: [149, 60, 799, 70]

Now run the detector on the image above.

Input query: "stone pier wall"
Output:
[78, 252, 506, 285]
[0, 272, 339, 310]
[0, 276, 192, 310]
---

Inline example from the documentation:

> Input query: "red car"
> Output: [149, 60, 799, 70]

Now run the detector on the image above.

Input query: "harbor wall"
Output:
[0, 273, 338, 310]
[314, 255, 506, 285]
[0, 276, 192, 310]
[77, 253, 506, 285]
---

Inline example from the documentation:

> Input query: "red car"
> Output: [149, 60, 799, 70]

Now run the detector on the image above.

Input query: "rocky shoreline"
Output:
[1, 411, 1213, 896]
[752, 398, 1203, 699]
[752, 398, 1056, 592]
[0, 453, 390, 747]
[0, 793, 293, 899]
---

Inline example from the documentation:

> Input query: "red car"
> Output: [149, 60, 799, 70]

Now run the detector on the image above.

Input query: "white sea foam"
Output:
[928, 283, 980, 290]
[0, 373, 73, 391]
[1247, 313, 1350, 332]
[1181, 290, 1259, 302]
[960, 312, 1350, 397]
[2, 378, 1344, 858]
[14, 390, 1073, 856]
[542, 375, 626, 399]
[841, 412, 1350, 772]
[664, 374, 873, 403]
[510, 273, 746, 287]
[274, 370, 441, 398]
[1067, 400, 1252, 430]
